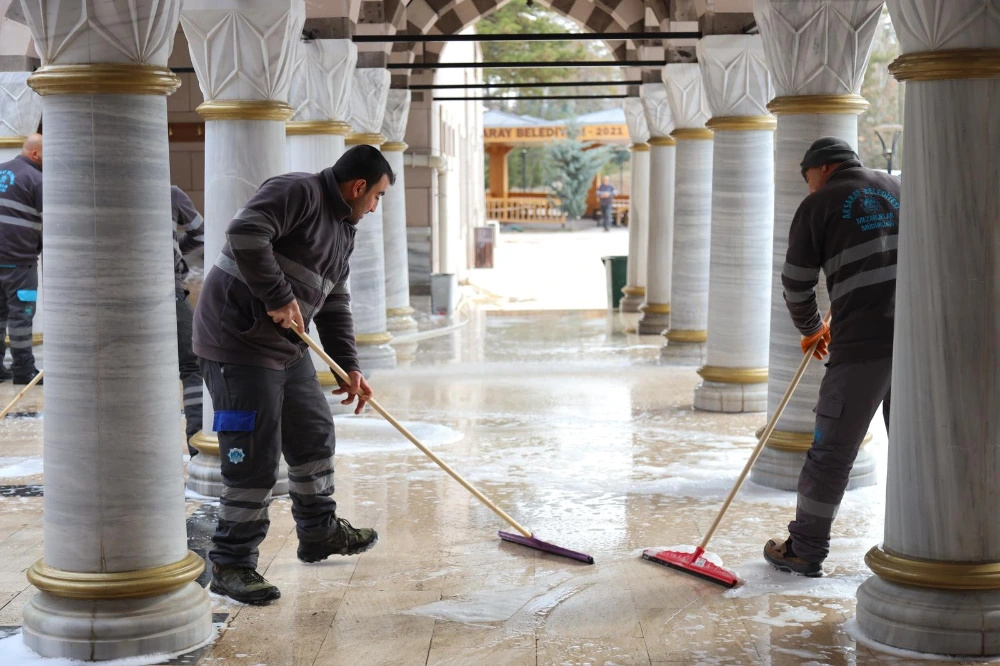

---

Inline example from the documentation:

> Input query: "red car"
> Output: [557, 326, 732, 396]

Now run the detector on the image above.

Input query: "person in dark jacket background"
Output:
[194, 145, 394, 604]
[0, 133, 43, 385]
[171, 185, 206, 453]
[764, 137, 900, 578]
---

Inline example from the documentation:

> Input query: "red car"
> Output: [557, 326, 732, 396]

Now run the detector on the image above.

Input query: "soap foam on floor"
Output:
[0, 627, 218, 666]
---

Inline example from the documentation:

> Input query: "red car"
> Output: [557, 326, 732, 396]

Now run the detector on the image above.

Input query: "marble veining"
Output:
[382, 90, 415, 332]
[638, 143, 675, 335]
[41, 93, 187, 573]
[622, 97, 651, 315]
[701, 128, 774, 372]
[666, 137, 712, 337]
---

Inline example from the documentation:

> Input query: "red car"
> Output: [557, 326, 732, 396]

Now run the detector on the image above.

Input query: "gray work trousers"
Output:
[788, 356, 892, 563]
[176, 295, 203, 451]
[200, 354, 339, 568]
[0, 265, 38, 376]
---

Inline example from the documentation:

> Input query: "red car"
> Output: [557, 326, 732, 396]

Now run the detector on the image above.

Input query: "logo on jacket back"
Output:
[0, 170, 13, 193]
[842, 187, 900, 232]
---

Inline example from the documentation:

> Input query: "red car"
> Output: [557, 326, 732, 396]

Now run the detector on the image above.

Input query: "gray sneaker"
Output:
[210, 565, 281, 604]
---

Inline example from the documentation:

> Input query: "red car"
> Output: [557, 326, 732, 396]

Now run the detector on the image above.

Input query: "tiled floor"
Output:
[0, 313, 990, 665]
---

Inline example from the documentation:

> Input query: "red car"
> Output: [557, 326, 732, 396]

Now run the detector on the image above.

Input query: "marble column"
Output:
[693, 35, 775, 413]
[620, 97, 650, 333]
[661, 64, 713, 364]
[856, 0, 1000, 655]
[347, 67, 396, 372]
[17, 1, 210, 658]
[0, 72, 44, 347]
[181, 0, 304, 496]
[750, 0, 883, 489]
[637, 83, 676, 336]
[381, 89, 418, 339]
[285, 38, 357, 393]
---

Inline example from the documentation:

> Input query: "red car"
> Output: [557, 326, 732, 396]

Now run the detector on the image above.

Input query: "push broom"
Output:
[643, 313, 832, 587]
[294, 326, 595, 564]
[0, 369, 43, 420]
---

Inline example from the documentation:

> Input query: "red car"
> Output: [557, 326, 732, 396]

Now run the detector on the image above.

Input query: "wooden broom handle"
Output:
[294, 327, 533, 538]
[0, 370, 43, 420]
[698, 313, 832, 550]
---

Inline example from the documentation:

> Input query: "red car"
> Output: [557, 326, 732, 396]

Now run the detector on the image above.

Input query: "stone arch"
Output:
[401, 0, 647, 64]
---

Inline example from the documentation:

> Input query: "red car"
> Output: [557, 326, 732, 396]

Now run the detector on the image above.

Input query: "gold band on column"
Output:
[346, 133, 386, 146]
[697, 366, 768, 384]
[866, 545, 1000, 590]
[705, 116, 777, 131]
[28, 551, 205, 600]
[666, 329, 706, 343]
[671, 128, 714, 141]
[286, 120, 353, 135]
[189, 431, 220, 457]
[767, 94, 870, 116]
[387, 306, 415, 317]
[356, 331, 393, 345]
[317, 370, 339, 387]
[0, 136, 24, 148]
[629, 143, 650, 152]
[754, 426, 873, 453]
[197, 100, 294, 121]
[640, 303, 671, 314]
[381, 141, 408, 152]
[621, 286, 645, 297]
[648, 136, 677, 147]
[27, 64, 181, 96]
[889, 49, 1000, 82]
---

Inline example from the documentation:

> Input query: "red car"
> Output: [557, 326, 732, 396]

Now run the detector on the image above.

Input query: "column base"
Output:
[637, 310, 670, 335]
[620, 293, 643, 314]
[619, 310, 641, 335]
[660, 341, 706, 366]
[750, 442, 877, 491]
[22, 582, 212, 661]
[387, 313, 419, 335]
[693, 381, 767, 413]
[857, 574, 1000, 656]
[187, 433, 288, 497]
[357, 341, 397, 375]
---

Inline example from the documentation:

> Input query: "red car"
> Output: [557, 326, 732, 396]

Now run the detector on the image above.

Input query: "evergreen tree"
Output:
[547, 127, 608, 219]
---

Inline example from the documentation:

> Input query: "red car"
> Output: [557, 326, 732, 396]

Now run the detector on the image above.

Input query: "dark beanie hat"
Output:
[800, 137, 858, 178]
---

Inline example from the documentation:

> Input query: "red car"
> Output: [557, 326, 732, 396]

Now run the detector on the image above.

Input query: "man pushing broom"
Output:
[764, 137, 900, 577]
[193, 146, 394, 604]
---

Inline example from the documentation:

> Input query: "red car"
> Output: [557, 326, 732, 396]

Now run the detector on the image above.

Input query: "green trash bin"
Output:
[602, 255, 628, 310]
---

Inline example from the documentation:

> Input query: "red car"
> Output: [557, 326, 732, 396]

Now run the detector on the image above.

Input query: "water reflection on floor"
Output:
[0, 312, 978, 665]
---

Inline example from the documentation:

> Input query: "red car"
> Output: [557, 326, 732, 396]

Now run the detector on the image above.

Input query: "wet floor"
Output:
[0, 312, 988, 665]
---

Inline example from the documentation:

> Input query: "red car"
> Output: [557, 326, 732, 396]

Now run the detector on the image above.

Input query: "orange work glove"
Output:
[801, 323, 831, 361]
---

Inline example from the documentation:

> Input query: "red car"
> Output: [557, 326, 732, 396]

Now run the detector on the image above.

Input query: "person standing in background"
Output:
[172, 185, 205, 454]
[0, 134, 43, 385]
[597, 175, 617, 232]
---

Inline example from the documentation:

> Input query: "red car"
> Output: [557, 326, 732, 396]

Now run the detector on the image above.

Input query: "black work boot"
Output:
[13, 369, 41, 386]
[297, 518, 379, 563]
[210, 565, 281, 604]
[764, 538, 823, 578]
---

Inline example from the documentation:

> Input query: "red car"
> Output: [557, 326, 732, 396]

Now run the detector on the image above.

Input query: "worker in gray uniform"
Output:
[764, 137, 899, 577]
[0, 134, 43, 385]
[193, 145, 393, 604]
[171, 185, 206, 453]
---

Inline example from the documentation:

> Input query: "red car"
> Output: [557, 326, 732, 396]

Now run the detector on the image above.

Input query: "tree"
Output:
[547, 126, 608, 219]
[476, 0, 622, 121]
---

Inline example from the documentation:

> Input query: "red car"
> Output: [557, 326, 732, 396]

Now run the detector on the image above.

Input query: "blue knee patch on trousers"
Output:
[214, 410, 256, 432]
[16, 290, 36, 302]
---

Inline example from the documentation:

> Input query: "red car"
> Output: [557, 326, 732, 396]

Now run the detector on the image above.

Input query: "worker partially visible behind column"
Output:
[172, 185, 205, 453]
[0, 134, 43, 385]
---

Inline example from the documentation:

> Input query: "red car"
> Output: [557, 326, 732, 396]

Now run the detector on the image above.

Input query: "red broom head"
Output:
[642, 547, 739, 588]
